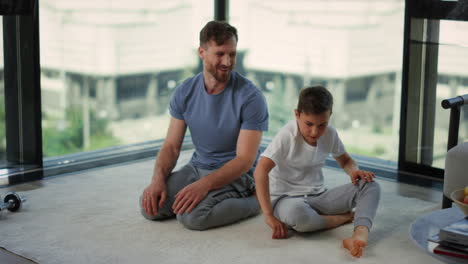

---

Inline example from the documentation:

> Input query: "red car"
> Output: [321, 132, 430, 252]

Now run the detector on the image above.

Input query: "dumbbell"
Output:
[0, 192, 26, 212]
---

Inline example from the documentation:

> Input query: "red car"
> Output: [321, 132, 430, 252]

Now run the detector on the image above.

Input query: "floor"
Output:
[0, 248, 37, 264]
[0, 151, 446, 264]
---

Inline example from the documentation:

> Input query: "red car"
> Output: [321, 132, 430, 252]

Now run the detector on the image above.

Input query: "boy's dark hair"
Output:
[200, 21, 238, 46]
[297, 86, 333, 115]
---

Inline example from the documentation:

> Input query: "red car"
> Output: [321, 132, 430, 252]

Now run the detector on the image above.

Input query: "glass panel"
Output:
[433, 20, 468, 168]
[39, 0, 213, 157]
[404, 18, 439, 167]
[0, 18, 5, 167]
[231, 0, 404, 161]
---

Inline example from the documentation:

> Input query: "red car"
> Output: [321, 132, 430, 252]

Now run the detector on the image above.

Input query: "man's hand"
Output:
[142, 181, 167, 217]
[350, 170, 375, 185]
[173, 180, 210, 215]
[264, 214, 288, 239]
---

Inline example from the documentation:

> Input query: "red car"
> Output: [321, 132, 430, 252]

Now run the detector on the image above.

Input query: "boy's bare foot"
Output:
[322, 211, 355, 229]
[342, 226, 368, 258]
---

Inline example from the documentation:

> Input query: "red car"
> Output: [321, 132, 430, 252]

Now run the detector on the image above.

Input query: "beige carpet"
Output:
[0, 151, 443, 264]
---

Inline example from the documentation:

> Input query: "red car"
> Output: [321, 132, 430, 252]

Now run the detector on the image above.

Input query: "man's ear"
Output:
[198, 46, 204, 59]
[294, 109, 300, 119]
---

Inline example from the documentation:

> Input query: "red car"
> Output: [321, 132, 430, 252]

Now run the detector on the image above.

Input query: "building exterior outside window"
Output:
[38, 0, 468, 169]
[40, 0, 213, 157]
[232, 0, 405, 162]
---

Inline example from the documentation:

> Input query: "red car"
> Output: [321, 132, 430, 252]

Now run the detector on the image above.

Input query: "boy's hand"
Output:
[264, 214, 288, 239]
[350, 170, 375, 185]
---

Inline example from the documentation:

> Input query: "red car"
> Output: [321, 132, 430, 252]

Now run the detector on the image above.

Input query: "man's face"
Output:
[199, 36, 237, 83]
[294, 110, 331, 146]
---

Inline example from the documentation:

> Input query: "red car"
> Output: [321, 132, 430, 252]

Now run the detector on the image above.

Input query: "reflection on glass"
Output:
[40, 0, 213, 157]
[232, 0, 405, 162]
[0, 18, 5, 167]
[433, 20, 468, 168]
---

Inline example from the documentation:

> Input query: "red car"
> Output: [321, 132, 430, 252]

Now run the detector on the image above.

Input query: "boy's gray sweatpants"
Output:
[273, 180, 380, 232]
[140, 163, 260, 231]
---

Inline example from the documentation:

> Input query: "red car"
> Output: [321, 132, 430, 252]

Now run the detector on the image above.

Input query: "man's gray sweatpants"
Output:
[140, 163, 260, 230]
[273, 180, 380, 232]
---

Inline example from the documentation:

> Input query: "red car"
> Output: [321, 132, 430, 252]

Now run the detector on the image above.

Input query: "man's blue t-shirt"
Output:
[169, 71, 269, 170]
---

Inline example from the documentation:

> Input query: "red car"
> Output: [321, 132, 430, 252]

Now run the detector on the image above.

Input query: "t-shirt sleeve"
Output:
[330, 129, 346, 157]
[240, 90, 269, 131]
[261, 130, 288, 165]
[169, 86, 184, 120]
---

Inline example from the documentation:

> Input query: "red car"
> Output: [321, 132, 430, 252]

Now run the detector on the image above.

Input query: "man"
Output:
[140, 21, 269, 231]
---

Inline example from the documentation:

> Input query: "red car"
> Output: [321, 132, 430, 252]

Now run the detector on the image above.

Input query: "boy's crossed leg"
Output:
[273, 196, 354, 232]
[308, 180, 381, 258]
[322, 211, 355, 229]
[273, 180, 380, 258]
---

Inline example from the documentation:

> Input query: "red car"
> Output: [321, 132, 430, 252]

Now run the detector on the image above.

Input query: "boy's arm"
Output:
[254, 157, 276, 216]
[254, 156, 288, 239]
[335, 152, 375, 185]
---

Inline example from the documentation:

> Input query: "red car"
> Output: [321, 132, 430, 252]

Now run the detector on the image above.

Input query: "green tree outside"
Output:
[43, 108, 120, 157]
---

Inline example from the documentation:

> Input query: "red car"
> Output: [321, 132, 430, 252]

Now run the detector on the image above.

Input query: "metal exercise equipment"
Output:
[0, 192, 26, 212]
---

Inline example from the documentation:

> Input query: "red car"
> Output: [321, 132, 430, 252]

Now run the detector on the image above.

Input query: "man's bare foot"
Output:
[322, 211, 355, 229]
[342, 226, 368, 258]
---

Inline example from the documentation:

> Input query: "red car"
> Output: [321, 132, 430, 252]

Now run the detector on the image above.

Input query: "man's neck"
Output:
[203, 71, 230, 95]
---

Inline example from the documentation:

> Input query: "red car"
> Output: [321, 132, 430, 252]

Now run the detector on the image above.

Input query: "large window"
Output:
[232, 0, 404, 162]
[39, 0, 213, 157]
[2, 0, 463, 184]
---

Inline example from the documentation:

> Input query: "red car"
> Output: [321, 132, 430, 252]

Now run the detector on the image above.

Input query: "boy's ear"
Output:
[294, 109, 300, 119]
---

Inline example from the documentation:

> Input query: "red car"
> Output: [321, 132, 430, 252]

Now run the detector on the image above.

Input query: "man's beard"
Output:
[208, 66, 231, 82]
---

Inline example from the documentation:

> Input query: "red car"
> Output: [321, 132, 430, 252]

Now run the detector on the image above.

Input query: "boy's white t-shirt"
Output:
[261, 120, 346, 198]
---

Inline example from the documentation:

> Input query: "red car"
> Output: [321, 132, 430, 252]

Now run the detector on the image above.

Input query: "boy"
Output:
[254, 86, 380, 258]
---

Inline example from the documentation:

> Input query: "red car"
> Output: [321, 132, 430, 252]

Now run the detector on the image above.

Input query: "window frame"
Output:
[1, 1, 43, 184]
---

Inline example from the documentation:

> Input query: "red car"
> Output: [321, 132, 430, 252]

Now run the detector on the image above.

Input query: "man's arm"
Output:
[142, 117, 187, 216]
[199, 129, 262, 189]
[335, 152, 375, 185]
[172, 129, 262, 214]
[152, 117, 187, 183]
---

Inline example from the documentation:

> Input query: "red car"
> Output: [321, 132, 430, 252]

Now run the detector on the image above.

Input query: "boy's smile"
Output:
[294, 110, 331, 146]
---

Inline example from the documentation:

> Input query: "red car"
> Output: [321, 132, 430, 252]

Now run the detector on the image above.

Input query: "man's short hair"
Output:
[297, 86, 333, 115]
[199, 21, 238, 46]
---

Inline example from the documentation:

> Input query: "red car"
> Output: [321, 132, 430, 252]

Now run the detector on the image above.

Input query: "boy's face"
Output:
[294, 109, 331, 146]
